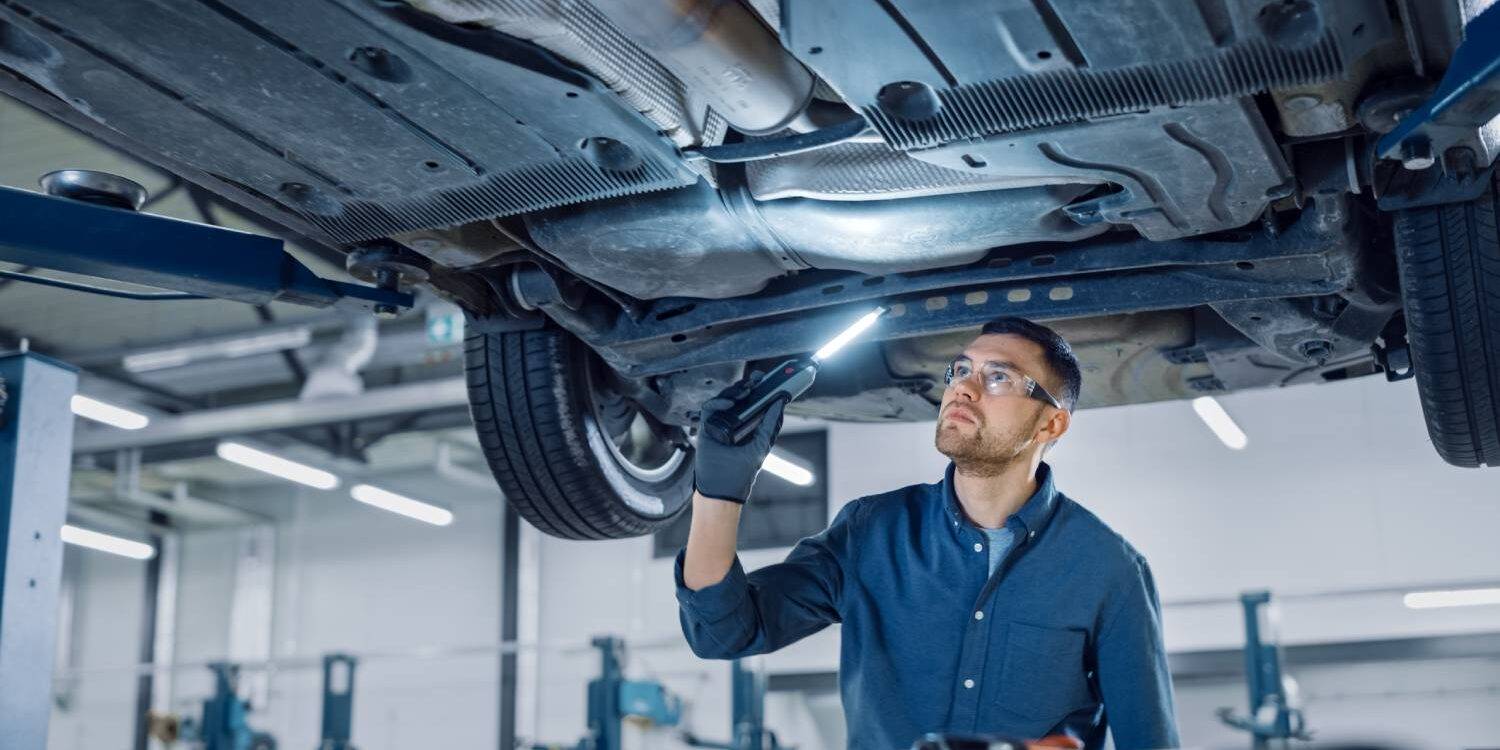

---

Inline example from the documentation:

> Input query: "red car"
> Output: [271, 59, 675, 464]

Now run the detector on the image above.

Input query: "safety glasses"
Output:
[942, 358, 1063, 410]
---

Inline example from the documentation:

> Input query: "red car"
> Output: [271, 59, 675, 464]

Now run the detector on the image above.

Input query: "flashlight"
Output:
[703, 306, 888, 445]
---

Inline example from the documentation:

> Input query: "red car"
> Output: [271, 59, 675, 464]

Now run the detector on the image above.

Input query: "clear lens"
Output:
[946, 360, 1027, 396]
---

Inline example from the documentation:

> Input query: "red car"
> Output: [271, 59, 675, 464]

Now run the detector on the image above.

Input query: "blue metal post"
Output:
[1231, 590, 1304, 749]
[320, 654, 357, 750]
[731, 660, 765, 750]
[587, 636, 626, 750]
[0, 352, 78, 749]
[201, 662, 250, 750]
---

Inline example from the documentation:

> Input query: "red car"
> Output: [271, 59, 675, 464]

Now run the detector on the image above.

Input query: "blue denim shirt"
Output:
[674, 462, 1179, 749]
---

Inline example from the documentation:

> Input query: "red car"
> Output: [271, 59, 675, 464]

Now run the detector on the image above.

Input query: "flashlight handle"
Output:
[704, 359, 819, 445]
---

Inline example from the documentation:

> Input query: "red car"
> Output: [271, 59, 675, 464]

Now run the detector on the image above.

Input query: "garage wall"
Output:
[527, 374, 1500, 748]
[48, 470, 507, 750]
[46, 546, 148, 750]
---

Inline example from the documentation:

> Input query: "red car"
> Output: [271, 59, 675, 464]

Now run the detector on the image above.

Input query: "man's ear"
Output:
[1038, 406, 1070, 444]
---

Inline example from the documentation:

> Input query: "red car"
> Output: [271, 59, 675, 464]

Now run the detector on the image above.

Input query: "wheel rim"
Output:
[585, 365, 688, 485]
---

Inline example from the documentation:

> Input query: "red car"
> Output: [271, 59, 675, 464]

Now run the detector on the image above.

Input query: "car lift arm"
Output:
[0, 184, 411, 314]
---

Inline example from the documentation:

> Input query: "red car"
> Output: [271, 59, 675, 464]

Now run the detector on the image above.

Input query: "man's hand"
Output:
[692, 385, 788, 504]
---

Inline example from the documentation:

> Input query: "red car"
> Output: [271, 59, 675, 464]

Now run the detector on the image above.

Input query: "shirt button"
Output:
[973, 611, 984, 621]
[973, 542, 983, 552]
[1028, 530, 1036, 540]
[963, 678, 975, 689]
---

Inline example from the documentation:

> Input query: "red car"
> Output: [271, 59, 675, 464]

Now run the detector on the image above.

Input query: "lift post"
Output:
[1216, 590, 1311, 748]
[319, 653, 358, 750]
[195, 662, 277, 750]
[0, 352, 78, 749]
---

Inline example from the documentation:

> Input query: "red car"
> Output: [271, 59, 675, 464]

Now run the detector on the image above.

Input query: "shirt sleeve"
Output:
[674, 499, 860, 660]
[1095, 555, 1180, 750]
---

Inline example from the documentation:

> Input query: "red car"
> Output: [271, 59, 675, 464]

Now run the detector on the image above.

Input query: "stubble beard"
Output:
[934, 412, 1037, 477]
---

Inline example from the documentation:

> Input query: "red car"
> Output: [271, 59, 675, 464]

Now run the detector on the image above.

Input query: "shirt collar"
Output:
[940, 460, 1060, 535]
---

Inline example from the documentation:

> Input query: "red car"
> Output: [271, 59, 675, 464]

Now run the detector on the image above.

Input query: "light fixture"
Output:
[215, 441, 339, 490]
[813, 306, 889, 362]
[761, 450, 815, 486]
[350, 484, 454, 526]
[60, 524, 155, 560]
[1403, 587, 1500, 609]
[70, 394, 150, 430]
[123, 327, 312, 372]
[1191, 396, 1248, 450]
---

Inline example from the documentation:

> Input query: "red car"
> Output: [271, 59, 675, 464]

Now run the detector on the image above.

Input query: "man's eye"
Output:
[985, 369, 1012, 384]
[951, 363, 971, 378]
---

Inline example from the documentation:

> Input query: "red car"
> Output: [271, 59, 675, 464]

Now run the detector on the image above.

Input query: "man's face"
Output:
[934, 333, 1065, 470]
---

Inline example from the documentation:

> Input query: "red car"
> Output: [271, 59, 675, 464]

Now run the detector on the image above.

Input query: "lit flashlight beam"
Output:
[812, 306, 888, 363]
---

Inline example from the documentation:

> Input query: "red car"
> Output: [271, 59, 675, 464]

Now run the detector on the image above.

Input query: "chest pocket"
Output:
[997, 622, 1094, 722]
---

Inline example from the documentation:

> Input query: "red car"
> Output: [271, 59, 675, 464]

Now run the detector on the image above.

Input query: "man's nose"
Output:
[953, 376, 982, 401]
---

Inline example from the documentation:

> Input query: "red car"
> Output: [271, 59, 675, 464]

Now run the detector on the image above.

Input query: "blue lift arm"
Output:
[0, 185, 411, 314]
[1377, 2, 1500, 168]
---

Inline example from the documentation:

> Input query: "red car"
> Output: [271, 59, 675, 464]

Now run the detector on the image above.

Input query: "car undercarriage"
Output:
[2, 0, 1497, 538]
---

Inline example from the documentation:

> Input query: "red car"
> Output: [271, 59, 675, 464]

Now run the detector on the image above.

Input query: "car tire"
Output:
[1394, 175, 1500, 468]
[464, 327, 695, 539]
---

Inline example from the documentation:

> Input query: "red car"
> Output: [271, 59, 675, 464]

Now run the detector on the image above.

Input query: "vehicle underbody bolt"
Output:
[1299, 339, 1333, 363]
[1399, 137, 1436, 171]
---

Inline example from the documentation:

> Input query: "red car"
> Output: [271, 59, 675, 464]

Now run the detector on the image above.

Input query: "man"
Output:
[675, 317, 1179, 749]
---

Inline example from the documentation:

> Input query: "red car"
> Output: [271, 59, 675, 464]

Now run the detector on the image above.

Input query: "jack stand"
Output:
[318, 654, 357, 750]
[683, 660, 787, 750]
[535, 636, 682, 750]
[1217, 591, 1312, 748]
[0, 352, 78, 749]
[192, 662, 278, 750]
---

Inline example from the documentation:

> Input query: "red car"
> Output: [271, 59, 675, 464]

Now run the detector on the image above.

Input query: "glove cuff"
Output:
[694, 482, 748, 505]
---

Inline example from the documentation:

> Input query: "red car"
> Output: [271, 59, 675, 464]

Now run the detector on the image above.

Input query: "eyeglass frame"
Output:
[942, 356, 1064, 410]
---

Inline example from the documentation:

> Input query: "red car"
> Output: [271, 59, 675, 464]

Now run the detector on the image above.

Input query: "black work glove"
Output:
[693, 382, 788, 504]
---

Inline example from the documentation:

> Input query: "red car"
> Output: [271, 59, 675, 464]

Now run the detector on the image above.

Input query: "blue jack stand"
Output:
[534, 636, 682, 750]
[683, 660, 787, 750]
[319, 654, 357, 750]
[194, 662, 278, 750]
[0, 352, 78, 749]
[1217, 591, 1311, 749]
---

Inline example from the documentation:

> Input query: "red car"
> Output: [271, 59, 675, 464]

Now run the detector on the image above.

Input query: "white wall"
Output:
[49, 470, 506, 750]
[47, 546, 147, 750]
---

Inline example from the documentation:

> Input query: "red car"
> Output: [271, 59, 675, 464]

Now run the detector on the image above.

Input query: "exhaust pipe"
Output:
[589, 0, 817, 134]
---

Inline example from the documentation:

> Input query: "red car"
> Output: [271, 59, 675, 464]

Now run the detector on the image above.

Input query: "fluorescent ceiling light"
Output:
[123, 327, 312, 372]
[762, 450, 815, 486]
[216, 441, 339, 490]
[1403, 587, 1500, 609]
[60, 524, 155, 560]
[70, 394, 150, 430]
[350, 484, 454, 526]
[813, 306, 888, 362]
[1191, 396, 1248, 450]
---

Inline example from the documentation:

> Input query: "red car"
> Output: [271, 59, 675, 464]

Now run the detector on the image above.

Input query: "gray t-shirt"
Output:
[982, 525, 1015, 576]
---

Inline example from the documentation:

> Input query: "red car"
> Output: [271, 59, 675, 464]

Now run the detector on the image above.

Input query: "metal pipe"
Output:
[589, 0, 816, 134]
[299, 314, 378, 400]
[682, 116, 870, 162]
[72, 377, 469, 453]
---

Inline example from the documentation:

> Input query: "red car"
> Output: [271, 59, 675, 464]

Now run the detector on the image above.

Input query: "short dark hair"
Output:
[977, 317, 1082, 411]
